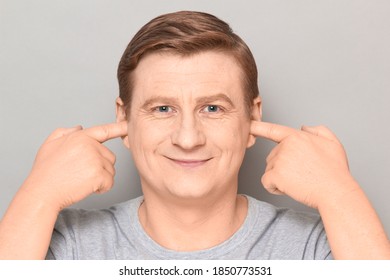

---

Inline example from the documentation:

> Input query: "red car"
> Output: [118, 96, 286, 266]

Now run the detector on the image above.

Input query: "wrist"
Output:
[0, 179, 61, 260]
[19, 177, 63, 214]
[316, 175, 362, 212]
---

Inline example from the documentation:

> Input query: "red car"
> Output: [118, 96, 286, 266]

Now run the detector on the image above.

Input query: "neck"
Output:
[138, 189, 248, 252]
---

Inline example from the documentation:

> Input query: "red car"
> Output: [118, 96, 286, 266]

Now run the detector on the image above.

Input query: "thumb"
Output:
[301, 125, 339, 142]
[44, 125, 83, 143]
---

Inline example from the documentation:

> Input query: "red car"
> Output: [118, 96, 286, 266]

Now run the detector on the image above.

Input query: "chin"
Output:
[168, 184, 213, 200]
[157, 176, 216, 200]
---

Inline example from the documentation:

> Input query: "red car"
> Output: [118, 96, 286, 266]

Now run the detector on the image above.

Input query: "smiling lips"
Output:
[166, 157, 212, 168]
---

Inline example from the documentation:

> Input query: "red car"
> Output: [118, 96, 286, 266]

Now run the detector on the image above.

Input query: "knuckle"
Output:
[289, 132, 308, 144]
[262, 172, 284, 195]
[317, 125, 328, 131]
[265, 155, 271, 164]
[48, 127, 68, 140]
[96, 175, 114, 194]
[267, 124, 276, 139]
[53, 127, 66, 134]
[87, 159, 104, 173]
[71, 141, 92, 155]
[112, 154, 117, 164]
[101, 125, 111, 140]
[260, 174, 267, 187]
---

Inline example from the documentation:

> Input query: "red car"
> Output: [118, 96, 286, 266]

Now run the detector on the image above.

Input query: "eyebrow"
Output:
[196, 93, 234, 107]
[141, 93, 235, 109]
[141, 96, 179, 109]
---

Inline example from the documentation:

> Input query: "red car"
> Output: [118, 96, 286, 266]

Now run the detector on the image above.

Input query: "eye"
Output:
[202, 105, 221, 113]
[155, 106, 173, 113]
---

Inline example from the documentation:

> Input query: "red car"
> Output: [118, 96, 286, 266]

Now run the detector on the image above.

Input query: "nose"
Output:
[171, 112, 206, 150]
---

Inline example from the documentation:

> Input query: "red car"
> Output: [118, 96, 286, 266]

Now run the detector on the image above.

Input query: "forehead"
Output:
[131, 51, 245, 101]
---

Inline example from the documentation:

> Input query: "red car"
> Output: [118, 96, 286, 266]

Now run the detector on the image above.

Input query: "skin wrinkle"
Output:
[140, 93, 236, 113]
[128, 51, 252, 118]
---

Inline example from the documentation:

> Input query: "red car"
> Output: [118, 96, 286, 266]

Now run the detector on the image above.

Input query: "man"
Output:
[0, 11, 389, 259]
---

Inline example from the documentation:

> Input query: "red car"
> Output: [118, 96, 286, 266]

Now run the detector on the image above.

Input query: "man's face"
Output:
[120, 51, 259, 200]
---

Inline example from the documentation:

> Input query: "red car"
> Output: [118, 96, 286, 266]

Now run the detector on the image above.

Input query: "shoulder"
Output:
[56, 197, 141, 230]
[47, 196, 143, 259]
[246, 195, 321, 227]
[244, 195, 332, 259]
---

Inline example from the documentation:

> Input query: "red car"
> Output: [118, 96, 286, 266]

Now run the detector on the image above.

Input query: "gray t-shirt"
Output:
[46, 195, 332, 259]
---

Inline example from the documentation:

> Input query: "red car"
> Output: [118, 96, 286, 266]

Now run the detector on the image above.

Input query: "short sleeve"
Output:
[45, 210, 77, 260]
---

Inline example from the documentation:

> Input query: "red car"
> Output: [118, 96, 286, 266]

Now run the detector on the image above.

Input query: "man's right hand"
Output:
[23, 121, 128, 211]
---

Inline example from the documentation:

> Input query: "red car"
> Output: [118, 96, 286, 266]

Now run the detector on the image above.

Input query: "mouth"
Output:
[165, 156, 212, 168]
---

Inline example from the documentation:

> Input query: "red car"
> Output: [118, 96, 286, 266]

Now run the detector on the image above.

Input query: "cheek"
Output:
[128, 120, 171, 152]
[203, 118, 250, 149]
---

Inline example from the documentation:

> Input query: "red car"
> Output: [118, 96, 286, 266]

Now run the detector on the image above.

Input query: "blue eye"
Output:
[157, 106, 172, 113]
[204, 105, 220, 113]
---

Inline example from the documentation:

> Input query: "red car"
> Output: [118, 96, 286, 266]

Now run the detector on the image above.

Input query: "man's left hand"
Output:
[250, 121, 356, 209]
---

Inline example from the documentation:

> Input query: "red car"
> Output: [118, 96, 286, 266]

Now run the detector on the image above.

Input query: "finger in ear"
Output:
[116, 97, 127, 123]
[251, 96, 262, 121]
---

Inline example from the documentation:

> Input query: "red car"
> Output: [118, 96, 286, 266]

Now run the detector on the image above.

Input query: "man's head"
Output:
[116, 11, 261, 202]
[117, 11, 259, 117]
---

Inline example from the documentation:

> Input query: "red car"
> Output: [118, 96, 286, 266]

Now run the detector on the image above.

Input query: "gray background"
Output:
[1, 0, 389, 235]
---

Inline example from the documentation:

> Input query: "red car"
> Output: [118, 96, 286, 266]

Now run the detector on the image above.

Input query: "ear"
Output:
[246, 96, 262, 148]
[115, 97, 130, 150]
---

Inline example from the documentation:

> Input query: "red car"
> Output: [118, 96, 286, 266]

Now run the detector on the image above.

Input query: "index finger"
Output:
[83, 121, 128, 143]
[250, 121, 298, 143]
